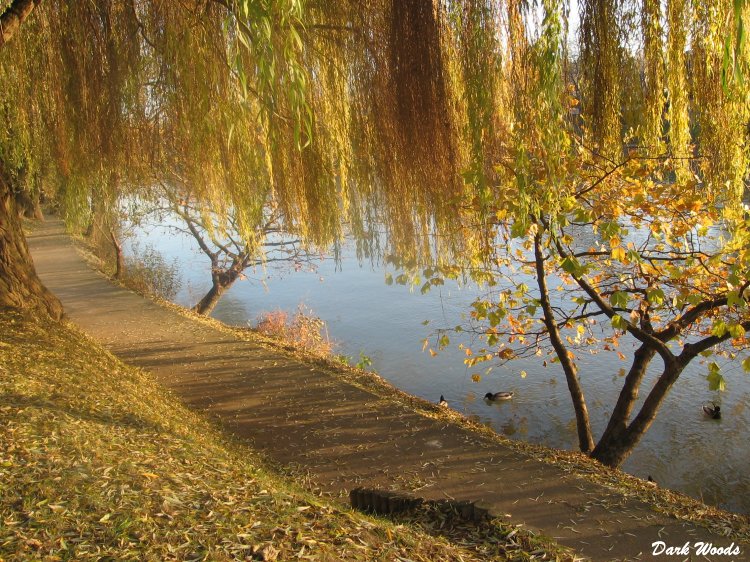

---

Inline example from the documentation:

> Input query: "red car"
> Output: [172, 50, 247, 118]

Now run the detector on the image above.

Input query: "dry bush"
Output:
[255, 304, 334, 356]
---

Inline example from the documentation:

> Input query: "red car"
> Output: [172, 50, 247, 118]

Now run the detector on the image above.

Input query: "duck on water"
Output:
[485, 391, 514, 401]
[703, 403, 721, 419]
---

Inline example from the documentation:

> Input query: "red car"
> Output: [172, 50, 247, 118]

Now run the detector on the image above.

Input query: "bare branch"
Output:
[547, 225, 674, 360]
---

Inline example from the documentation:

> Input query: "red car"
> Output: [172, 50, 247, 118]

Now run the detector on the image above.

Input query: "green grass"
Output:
[0, 309, 574, 561]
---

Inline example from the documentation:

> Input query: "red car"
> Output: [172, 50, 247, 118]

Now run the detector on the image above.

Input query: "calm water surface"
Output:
[130, 225, 750, 514]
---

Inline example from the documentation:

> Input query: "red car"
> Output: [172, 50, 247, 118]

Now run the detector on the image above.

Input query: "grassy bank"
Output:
[0, 308, 573, 561]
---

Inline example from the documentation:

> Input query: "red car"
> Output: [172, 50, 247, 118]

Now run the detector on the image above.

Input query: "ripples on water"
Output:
[131, 225, 750, 514]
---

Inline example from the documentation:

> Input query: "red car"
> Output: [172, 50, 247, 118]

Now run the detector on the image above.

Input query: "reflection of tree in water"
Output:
[501, 419, 517, 437]
[501, 416, 528, 437]
[212, 295, 250, 326]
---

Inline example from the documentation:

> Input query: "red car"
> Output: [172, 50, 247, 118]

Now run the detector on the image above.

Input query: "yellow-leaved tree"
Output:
[385, 0, 750, 466]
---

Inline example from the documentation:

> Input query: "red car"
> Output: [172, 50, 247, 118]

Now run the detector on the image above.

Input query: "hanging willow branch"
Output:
[1, 0, 749, 265]
[580, 0, 622, 161]
[665, 0, 691, 175]
[640, 0, 665, 153]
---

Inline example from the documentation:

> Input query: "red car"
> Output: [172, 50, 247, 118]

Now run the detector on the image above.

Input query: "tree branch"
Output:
[175, 205, 218, 264]
[679, 320, 750, 364]
[548, 227, 674, 360]
[0, 0, 41, 46]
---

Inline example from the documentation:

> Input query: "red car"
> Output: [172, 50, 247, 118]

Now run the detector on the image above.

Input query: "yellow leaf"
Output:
[471, 373, 481, 383]
[611, 246, 627, 262]
[520, 370, 527, 378]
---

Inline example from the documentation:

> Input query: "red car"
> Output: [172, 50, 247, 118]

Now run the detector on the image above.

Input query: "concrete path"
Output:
[27, 220, 748, 561]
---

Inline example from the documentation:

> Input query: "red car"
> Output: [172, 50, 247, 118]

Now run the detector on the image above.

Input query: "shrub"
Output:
[255, 304, 334, 356]
[122, 242, 181, 301]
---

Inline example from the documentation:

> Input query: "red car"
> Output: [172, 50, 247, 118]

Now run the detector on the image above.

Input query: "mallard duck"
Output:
[438, 395, 448, 408]
[485, 391, 514, 401]
[703, 403, 721, 419]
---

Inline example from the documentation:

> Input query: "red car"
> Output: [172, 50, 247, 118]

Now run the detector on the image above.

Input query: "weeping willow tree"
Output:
[1, 1, 749, 336]
[0, 0, 304, 318]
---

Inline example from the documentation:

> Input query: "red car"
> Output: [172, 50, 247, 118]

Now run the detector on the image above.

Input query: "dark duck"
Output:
[702, 403, 721, 419]
[484, 391, 514, 401]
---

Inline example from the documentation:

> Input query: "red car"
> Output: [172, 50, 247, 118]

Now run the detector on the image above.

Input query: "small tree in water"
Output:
[395, 152, 750, 469]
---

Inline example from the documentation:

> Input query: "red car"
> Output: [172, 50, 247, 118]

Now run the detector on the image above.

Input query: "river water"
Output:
[129, 223, 750, 514]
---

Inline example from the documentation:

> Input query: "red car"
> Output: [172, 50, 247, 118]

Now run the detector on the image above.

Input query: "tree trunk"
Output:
[31, 194, 43, 221]
[591, 420, 652, 468]
[534, 233, 595, 453]
[593, 344, 656, 451]
[109, 227, 124, 280]
[592, 359, 685, 467]
[192, 280, 227, 316]
[14, 183, 44, 221]
[191, 253, 247, 316]
[192, 269, 241, 316]
[590, 432, 637, 468]
[84, 200, 96, 238]
[0, 0, 40, 46]
[0, 177, 64, 319]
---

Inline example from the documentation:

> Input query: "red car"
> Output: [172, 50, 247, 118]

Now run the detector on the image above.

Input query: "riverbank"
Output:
[123, 213, 750, 514]
[26, 219, 750, 561]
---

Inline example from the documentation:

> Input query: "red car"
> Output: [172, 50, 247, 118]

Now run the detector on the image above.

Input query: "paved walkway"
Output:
[27, 220, 748, 561]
